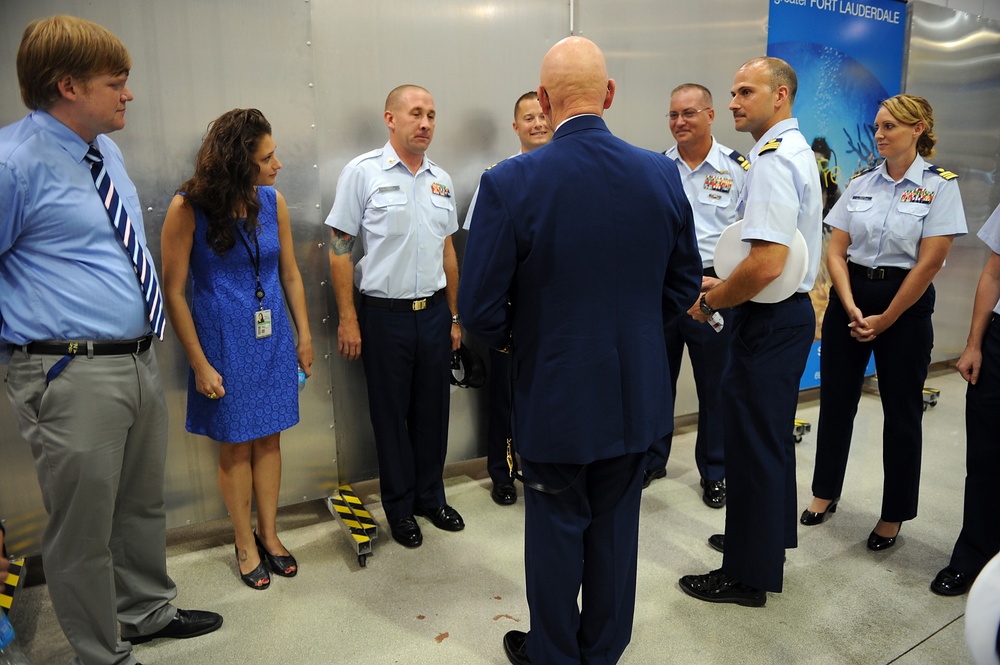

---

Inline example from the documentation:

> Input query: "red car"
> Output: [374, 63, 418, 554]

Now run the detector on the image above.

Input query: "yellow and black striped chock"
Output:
[922, 386, 940, 410]
[326, 485, 378, 567]
[793, 419, 812, 444]
[1, 557, 25, 616]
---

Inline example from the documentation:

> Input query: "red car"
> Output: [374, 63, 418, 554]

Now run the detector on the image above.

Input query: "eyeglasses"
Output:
[667, 108, 710, 121]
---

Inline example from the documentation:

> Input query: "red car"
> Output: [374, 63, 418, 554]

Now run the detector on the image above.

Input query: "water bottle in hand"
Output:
[0, 613, 34, 664]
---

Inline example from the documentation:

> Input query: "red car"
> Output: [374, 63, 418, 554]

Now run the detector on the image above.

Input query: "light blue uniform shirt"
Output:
[325, 141, 458, 299]
[665, 138, 748, 267]
[976, 203, 1000, 316]
[826, 154, 967, 269]
[736, 118, 823, 293]
[0, 111, 155, 361]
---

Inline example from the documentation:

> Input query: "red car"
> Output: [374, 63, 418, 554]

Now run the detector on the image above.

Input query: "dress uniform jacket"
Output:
[459, 114, 701, 664]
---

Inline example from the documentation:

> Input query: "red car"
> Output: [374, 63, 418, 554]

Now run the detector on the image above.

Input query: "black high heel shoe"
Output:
[800, 498, 840, 526]
[254, 531, 298, 577]
[867, 522, 901, 551]
[236, 545, 270, 590]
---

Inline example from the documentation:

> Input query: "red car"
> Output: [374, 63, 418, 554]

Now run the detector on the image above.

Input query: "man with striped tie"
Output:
[0, 16, 221, 665]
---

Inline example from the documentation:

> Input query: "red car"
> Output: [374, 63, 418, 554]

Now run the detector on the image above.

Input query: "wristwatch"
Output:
[451, 314, 461, 325]
[699, 294, 716, 317]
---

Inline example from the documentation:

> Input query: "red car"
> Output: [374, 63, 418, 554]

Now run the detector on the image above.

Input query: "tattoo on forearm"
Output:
[331, 230, 356, 256]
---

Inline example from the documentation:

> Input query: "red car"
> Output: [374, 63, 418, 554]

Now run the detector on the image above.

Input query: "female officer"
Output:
[801, 94, 966, 551]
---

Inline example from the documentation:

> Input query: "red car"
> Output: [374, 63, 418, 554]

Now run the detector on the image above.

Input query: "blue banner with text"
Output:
[767, 0, 906, 389]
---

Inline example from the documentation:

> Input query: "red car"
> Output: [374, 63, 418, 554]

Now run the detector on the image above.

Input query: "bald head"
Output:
[538, 37, 615, 127]
[385, 84, 430, 112]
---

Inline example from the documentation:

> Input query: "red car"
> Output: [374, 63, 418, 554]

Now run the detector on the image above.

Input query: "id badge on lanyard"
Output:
[255, 309, 272, 339]
[237, 225, 272, 339]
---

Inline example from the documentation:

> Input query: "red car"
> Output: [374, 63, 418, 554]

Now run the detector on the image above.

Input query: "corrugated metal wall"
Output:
[1, 0, 997, 555]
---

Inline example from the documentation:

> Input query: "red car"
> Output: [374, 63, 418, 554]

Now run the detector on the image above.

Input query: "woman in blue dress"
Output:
[162, 109, 313, 589]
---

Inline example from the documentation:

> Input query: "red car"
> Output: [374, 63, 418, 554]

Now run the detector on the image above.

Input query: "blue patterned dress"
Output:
[184, 186, 299, 442]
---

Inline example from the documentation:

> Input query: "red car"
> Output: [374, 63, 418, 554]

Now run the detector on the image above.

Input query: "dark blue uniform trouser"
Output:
[950, 315, 1000, 577]
[811, 277, 934, 522]
[487, 347, 517, 484]
[360, 298, 451, 522]
[722, 294, 814, 592]
[522, 452, 645, 665]
[644, 309, 730, 481]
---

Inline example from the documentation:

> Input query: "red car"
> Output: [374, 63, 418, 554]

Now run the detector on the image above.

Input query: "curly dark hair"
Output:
[180, 108, 272, 255]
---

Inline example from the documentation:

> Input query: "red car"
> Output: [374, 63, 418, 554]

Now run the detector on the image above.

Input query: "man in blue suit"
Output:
[459, 36, 701, 665]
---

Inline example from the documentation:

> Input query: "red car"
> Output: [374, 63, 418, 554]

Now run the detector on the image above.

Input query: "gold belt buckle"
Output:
[411, 298, 427, 311]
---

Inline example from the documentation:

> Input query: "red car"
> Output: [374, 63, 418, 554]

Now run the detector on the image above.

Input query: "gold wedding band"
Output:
[208, 392, 218, 399]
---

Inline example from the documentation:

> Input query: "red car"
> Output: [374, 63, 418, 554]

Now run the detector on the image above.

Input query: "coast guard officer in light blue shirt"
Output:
[643, 82, 748, 509]
[326, 84, 465, 550]
[683, 56, 823, 607]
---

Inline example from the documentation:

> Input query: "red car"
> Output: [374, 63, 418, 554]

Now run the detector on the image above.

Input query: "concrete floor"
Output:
[7, 367, 976, 664]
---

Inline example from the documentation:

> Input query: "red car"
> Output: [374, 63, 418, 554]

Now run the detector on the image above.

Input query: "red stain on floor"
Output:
[435, 632, 449, 643]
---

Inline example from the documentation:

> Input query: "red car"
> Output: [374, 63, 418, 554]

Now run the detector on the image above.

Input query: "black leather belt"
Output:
[24, 335, 153, 356]
[703, 267, 718, 278]
[848, 262, 910, 281]
[362, 290, 444, 312]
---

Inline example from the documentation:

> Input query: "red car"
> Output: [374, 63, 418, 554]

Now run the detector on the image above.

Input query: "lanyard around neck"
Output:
[235, 224, 265, 308]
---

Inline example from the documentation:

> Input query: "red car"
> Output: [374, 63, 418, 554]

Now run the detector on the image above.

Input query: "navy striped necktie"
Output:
[84, 145, 165, 339]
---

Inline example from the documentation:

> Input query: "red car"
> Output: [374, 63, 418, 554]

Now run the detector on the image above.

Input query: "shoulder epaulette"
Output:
[728, 149, 750, 171]
[485, 155, 515, 172]
[850, 165, 877, 181]
[928, 165, 959, 181]
[757, 138, 782, 155]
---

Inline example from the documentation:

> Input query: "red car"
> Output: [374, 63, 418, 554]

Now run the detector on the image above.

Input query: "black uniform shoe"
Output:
[491, 482, 517, 506]
[125, 609, 223, 644]
[415, 504, 465, 531]
[679, 569, 765, 607]
[700, 478, 727, 508]
[930, 566, 972, 596]
[708, 534, 725, 553]
[503, 629, 532, 665]
[642, 468, 666, 489]
[389, 516, 423, 548]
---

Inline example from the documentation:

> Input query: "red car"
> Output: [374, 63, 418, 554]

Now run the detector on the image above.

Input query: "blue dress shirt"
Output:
[0, 111, 154, 358]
